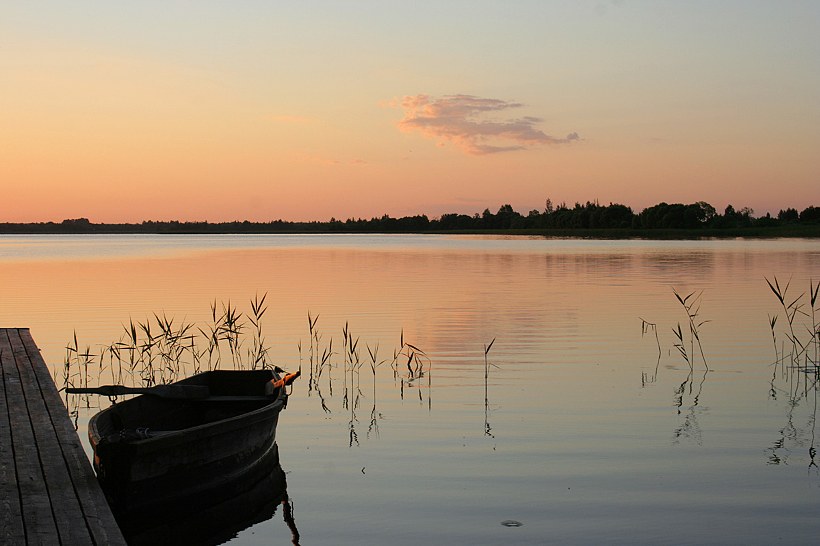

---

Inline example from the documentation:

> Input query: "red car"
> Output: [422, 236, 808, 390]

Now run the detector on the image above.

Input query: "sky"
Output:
[1, 1, 818, 223]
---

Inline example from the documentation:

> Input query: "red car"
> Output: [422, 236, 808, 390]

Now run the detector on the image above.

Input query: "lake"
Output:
[2, 234, 819, 545]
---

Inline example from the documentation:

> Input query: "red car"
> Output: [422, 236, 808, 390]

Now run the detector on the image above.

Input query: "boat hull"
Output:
[88, 369, 288, 511]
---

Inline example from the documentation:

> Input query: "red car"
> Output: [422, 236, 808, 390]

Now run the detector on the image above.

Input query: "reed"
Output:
[638, 289, 709, 388]
[63, 297, 434, 446]
[247, 293, 270, 370]
[63, 330, 95, 392]
[306, 312, 320, 394]
[639, 318, 661, 386]
[366, 342, 385, 438]
[766, 276, 820, 396]
[64, 294, 278, 395]
[637, 290, 711, 444]
[672, 289, 709, 370]
[763, 277, 820, 468]
[639, 318, 661, 357]
[484, 338, 497, 438]
[638, 317, 663, 387]
[220, 300, 244, 369]
[395, 331, 430, 384]
[291, 317, 433, 444]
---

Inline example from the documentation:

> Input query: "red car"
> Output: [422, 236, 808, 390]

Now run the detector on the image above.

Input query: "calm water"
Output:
[2, 234, 820, 545]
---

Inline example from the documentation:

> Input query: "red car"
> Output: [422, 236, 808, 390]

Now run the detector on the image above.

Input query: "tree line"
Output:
[437, 201, 820, 231]
[1, 201, 819, 234]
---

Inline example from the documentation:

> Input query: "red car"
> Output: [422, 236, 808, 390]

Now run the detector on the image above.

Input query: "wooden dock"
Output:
[1, 328, 126, 545]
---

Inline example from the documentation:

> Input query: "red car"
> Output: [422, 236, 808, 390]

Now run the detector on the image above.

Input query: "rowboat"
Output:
[72, 368, 299, 512]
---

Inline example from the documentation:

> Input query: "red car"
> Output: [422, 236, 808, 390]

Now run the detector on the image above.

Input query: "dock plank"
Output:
[2, 330, 59, 545]
[0, 331, 26, 544]
[9, 329, 89, 545]
[19, 329, 126, 545]
[0, 328, 125, 545]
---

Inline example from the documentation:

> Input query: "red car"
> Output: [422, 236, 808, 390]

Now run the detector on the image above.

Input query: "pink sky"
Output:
[1, 2, 817, 222]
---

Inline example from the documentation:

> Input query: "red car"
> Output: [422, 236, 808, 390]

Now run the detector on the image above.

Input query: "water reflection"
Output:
[767, 374, 820, 469]
[639, 318, 661, 386]
[114, 444, 300, 545]
[639, 289, 713, 444]
[299, 318, 431, 447]
[639, 250, 717, 279]
[766, 278, 820, 470]
[8, 235, 820, 544]
[672, 368, 710, 445]
[767, 389, 818, 472]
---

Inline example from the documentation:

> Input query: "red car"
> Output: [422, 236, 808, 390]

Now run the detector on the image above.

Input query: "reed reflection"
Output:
[639, 318, 661, 386]
[639, 289, 711, 444]
[672, 367, 710, 445]
[298, 315, 431, 447]
[765, 278, 820, 470]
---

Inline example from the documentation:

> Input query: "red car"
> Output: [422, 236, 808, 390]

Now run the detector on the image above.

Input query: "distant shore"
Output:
[3, 201, 819, 238]
[2, 222, 818, 239]
[462, 226, 820, 239]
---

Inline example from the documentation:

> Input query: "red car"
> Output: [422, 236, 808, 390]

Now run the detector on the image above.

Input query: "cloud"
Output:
[394, 94, 579, 155]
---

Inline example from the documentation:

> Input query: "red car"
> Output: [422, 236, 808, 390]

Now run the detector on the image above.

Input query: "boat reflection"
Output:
[113, 443, 300, 545]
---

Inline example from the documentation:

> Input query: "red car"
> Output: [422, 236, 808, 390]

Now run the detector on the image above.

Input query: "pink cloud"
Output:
[395, 94, 579, 155]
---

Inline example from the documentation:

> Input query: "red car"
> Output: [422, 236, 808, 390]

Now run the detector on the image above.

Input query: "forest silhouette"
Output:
[2, 201, 819, 236]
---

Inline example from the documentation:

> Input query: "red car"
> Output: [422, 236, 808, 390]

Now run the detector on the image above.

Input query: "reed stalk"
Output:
[672, 289, 709, 370]
[63, 298, 432, 447]
[766, 277, 820, 396]
[484, 339, 497, 438]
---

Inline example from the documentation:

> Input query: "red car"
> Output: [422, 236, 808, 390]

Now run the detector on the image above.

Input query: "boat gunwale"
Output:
[90, 396, 285, 448]
[88, 369, 288, 449]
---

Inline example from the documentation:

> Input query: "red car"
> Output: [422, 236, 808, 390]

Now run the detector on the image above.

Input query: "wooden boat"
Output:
[81, 368, 298, 512]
